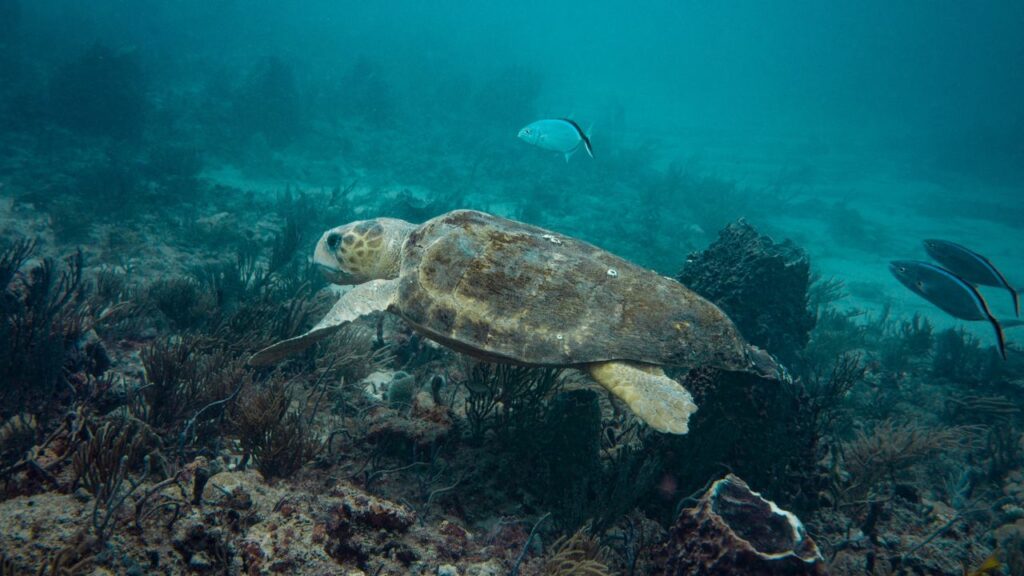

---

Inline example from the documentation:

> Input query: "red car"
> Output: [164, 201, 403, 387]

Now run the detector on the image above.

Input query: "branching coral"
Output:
[802, 352, 866, 437]
[876, 313, 934, 374]
[229, 380, 320, 479]
[144, 277, 218, 332]
[135, 338, 250, 450]
[72, 417, 159, 541]
[459, 360, 564, 443]
[541, 526, 614, 576]
[0, 412, 38, 469]
[149, 277, 212, 325]
[839, 419, 982, 504]
[807, 272, 847, 313]
[315, 324, 394, 386]
[203, 287, 316, 357]
[72, 417, 155, 502]
[192, 228, 321, 356]
[0, 240, 90, 420]
[932, 328, 999, 386]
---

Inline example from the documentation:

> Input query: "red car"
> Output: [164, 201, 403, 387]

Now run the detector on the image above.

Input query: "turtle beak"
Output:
[316, 262, 351, 284]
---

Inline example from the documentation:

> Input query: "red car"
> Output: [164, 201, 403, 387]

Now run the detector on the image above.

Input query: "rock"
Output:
[172, 521, 232, 574]
[188, 551, 213, 571]
[438, 520, 471, 558]
[0, 493, 88, 570]
[415, 389, 437, 411]
[463, 559, 504, 576]
[365, 387, 454, 451]
[438, 564, 459, 576]
[329, 484, 416, 532]
[324, 484, 417, 567]
[664, 474, 829, 575]
[361, 370, 396, 403]
[196, 211, 232, 229]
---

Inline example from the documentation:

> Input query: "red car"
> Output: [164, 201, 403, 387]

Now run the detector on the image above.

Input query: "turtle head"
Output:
[314, 218, 416, 284]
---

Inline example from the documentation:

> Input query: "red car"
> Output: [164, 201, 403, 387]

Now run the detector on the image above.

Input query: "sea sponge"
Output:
[664, 474, 828, 575]
[386, 371, 417, 409]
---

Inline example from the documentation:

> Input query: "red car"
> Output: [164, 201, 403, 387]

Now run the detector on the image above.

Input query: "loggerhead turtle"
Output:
[249, 210, 779, 434]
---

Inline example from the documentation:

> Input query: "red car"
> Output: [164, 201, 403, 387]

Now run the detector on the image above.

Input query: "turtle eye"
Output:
[326, 233, 341, 250]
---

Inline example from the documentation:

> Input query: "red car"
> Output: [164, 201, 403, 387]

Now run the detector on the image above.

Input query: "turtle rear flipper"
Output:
[588, 362, 697, 435]
[248, 279, 399, 366]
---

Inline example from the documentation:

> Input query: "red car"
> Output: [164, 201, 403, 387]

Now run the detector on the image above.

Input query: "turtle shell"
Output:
[395, 210, 751, 370]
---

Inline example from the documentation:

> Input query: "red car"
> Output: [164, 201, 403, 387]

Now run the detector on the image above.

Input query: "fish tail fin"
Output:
[989, 315, 1008, 360]
[582, 123, 594, 158]
[1012, 287, 1020, 317]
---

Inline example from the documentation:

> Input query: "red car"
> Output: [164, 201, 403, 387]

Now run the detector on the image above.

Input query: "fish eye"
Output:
[898, 266, 906, 273]
[916, 281, 924, 288]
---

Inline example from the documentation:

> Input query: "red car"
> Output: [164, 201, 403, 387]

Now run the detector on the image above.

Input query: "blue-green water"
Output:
[0, 2, 1022, 574]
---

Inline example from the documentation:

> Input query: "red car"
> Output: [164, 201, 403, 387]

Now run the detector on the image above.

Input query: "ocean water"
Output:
[1, 1, 1023, 574]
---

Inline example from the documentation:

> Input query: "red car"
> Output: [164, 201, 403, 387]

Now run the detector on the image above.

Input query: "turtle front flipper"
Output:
[248, 278, 399, 366]
[588, 362, 697, 435]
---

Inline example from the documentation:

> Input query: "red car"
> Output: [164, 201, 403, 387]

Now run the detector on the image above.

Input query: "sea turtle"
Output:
[249, 210, 779, 434]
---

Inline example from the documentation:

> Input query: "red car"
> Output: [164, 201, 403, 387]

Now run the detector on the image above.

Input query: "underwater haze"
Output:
[1, 1, 1024, 574]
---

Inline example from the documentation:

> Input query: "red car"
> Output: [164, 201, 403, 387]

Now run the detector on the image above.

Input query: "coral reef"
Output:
[664, 474, 828, 575]
[1, 17, 1021, 572]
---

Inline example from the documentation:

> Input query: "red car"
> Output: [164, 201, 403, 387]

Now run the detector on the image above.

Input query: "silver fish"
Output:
[924, 239, 1019, 317]
[890, 260, 1006, 359]
[517, 118, 593, 162]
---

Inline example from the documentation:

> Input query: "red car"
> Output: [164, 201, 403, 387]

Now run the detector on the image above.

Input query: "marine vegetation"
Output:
[0, 240, 92, 421]
[1, 201, 1021, 574]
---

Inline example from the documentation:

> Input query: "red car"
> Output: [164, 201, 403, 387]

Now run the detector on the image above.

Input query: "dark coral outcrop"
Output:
[678, 219, 815, 366]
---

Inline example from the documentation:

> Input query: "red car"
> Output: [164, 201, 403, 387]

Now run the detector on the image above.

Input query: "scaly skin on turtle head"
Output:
[314, 217, 417, 284]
